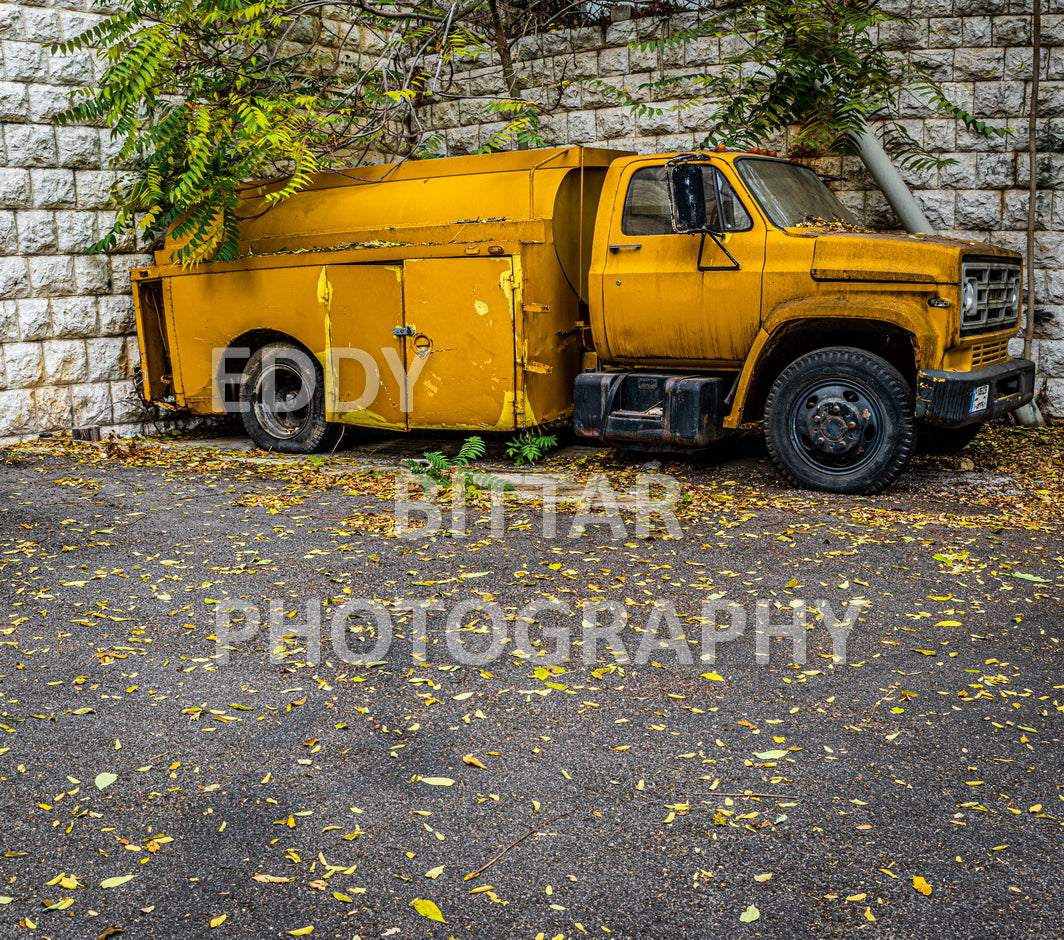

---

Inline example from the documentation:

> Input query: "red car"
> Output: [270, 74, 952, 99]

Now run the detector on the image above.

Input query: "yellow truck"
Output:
[131, 145, 1034, 493]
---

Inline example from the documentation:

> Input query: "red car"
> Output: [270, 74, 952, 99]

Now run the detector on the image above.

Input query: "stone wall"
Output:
[421, 2, 1064, 416]
[1, 1, 1061, 440]
[0, 0, 152, 442]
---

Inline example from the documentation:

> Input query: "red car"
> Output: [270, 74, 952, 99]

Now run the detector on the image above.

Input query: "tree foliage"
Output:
[56, 0, 585, 263]
[626, 0, 1008, 170]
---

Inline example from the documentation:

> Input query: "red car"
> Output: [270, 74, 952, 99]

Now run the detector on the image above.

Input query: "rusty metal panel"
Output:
[319, 264, 408, 429]
[401, 257, 518, 430]
[165, 266, 327, 413]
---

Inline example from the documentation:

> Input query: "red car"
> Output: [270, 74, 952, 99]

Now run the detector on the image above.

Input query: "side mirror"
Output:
[667, 163, 708, 233]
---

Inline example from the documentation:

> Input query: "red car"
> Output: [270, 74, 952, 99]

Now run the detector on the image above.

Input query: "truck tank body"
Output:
[137, 147, 627, 431]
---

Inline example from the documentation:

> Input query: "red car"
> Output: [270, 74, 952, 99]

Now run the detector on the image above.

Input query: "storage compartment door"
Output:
[402, 258, 518, 430]
[324, 264, 409, 430]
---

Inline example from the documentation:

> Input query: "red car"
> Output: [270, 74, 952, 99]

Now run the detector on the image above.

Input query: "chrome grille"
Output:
[961, 259, 1021, 336]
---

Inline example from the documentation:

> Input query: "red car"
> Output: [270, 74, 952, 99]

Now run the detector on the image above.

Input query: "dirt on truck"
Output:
[131, 145, 1034, 494]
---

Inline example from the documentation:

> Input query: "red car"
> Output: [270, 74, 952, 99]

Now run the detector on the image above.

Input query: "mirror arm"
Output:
[695, 231, 741, 272]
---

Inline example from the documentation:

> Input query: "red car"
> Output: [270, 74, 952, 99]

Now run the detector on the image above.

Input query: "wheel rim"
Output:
[787, 378, 885, 476]
[252, 359, 312, 440]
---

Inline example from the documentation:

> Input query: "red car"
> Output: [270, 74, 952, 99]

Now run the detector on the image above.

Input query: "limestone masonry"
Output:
[1, 0, 1061, 440]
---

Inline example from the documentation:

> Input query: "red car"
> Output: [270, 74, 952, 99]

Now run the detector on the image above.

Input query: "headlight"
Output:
[961, 279, 977, 318]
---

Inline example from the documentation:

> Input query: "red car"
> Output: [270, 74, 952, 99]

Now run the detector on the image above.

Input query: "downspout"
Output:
[850, 124, 934, 234]
[1014, 0, 1045, 427]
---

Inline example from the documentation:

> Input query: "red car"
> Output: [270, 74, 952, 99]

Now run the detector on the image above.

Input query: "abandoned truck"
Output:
[131, 145, 1034, 493]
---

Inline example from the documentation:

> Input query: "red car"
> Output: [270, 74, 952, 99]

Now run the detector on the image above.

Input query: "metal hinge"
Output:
[523, 303, 550, 314]
[393, 326, 416, 337]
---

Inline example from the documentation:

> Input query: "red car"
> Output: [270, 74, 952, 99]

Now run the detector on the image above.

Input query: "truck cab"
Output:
[575, 150, 1034, 492]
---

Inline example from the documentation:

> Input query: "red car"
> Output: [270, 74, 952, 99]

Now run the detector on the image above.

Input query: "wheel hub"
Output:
[796, 387, 877, 464]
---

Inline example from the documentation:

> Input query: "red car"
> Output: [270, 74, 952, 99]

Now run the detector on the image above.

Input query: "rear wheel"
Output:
[240, 342, 340, 453]
[764, 346, 915, 494]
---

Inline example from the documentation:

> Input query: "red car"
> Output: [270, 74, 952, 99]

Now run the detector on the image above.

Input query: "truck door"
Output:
[600, 161, 766, 364]
[402, 257, 519, 430]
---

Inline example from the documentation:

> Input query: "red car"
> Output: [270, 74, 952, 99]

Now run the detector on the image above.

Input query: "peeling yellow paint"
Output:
[474, 300, 490, 317]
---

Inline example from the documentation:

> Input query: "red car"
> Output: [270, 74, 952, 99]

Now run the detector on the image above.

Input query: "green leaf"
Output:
[410, 898, 446, 923]
[95, 772, 117, 790]
[419, 777, 455, 786]
[100, 874, 136, 889]
[740, 904, 761, 922]
[753, 750, 788, 760]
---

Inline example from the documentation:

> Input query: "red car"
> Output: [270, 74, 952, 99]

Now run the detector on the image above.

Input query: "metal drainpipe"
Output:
[849, 124, 935, 234]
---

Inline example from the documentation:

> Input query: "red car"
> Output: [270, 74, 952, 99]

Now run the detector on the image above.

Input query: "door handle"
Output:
[608, 244, 642, 252]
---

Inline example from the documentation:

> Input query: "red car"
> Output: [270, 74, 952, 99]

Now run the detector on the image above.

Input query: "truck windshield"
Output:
[736, 158, 856, 228]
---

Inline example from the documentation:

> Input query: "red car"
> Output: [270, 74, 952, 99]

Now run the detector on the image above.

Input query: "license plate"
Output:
[969, 384, 990, 413]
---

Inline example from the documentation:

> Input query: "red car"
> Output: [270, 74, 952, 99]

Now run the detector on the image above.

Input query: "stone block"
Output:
[0, 389, 34, 435]
[928, 18, 965, 47]
[54, 125, 99, 169]
[15, 209, 56, 252]
[598, 46, 629, 76]
[596, 106, 635, 140]
[22, 7, 59, 43]
[0, 299, 14, 339]
[938, 152, 978, 187]
[30, 168, 75, 207]
[71, 381, 112, 425]
[1043, 377, 1064, 419]
[49, 49, 93, 85]
[0, 167, 32, 207]
[85, 335, 127, 382]
[74, 169, 119, 209]
[976, 151, 1016, 187]
[110, 378, 146, 422]
[4, 122, 57, 166]
[16, 297, 48, 339]
[3, 40, 45, 82]
[636, 108, 678, 136]
[75, 254, 112, 294]
[973, 80, 1024, 118]
[0, 209, 14, 252]
[0, 5, 24, 39]
[604, 20, 636, 47]
[1017, 152, 1064, 187]
[28, 254, 74, 296]
[1003, 189, 1052, 229]
[961, 16, 992, 45]
[567, 110, 596, 144]
[924, 118, 958, 152]
[912, 0, 954, 14]
[992, 14, 1031, 43]
[1044, 12, 1064, 44]
[3, 341, 42, 386]
[58, 10, 103, 43]
[1037, 83, 1064, 117]
[51, 295, 97, 337]
[56, 210, 97, 252]
[956, 0, 1008, 13]
[955, 189, 1003, 228]
[98, 294, 134, 334]
[0, 255, 29, 299]
[0, 80, 27, 121]
[914, 47, 955, 81]
[917, 190, 957, 229]
[32, 384, 72, 429]
[41, 337, 85, 384]
[954, 47, 1005, 78]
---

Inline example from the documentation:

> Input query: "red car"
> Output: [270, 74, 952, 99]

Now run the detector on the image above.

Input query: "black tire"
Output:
[240, 342, 340, 453]
[764, 346, 915, 494]
[917, 421, 982, 454]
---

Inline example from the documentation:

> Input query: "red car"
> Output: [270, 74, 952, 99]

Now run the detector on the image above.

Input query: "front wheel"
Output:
[764, 346, 915, 494]
[240, 342, 340, 453]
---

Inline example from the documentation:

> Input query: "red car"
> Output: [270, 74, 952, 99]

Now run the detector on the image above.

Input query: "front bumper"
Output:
[915, 358, 1035, 428]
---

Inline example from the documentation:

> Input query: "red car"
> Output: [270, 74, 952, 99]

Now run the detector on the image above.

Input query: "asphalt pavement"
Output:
[0, 428, 1062, 939]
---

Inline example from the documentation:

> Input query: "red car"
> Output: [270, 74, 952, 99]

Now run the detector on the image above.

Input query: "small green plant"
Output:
[505, 429, 558, 466]
[405, 436, 505, 496]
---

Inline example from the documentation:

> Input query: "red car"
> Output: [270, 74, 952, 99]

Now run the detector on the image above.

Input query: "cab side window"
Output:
[621, 165, 752, 236]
